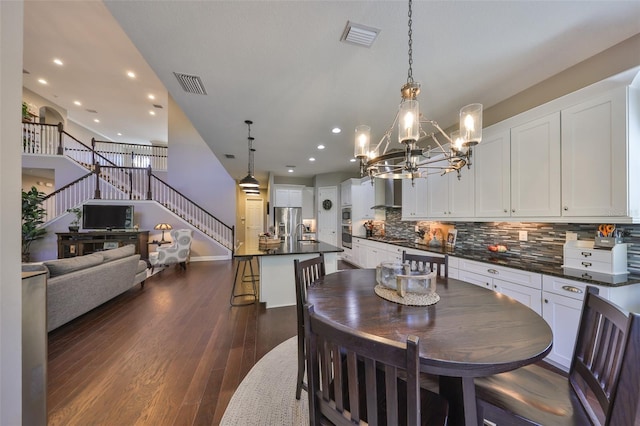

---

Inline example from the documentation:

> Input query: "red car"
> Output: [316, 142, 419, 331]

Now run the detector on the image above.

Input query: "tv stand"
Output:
[56, 231, 149, 260]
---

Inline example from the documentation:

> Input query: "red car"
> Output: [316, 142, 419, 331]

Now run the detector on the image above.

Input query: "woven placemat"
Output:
[374, 284, 440, 306]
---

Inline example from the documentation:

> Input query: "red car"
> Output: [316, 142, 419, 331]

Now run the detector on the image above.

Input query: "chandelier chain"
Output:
[407, 0, 413, 84]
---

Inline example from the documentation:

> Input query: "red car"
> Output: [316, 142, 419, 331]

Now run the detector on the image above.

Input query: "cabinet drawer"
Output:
[542, 275, 608, 301]
[459, 259, 542, 289]
[458, 270, 492, 289]
[564, 247, 611, 263]
[448, 256, 460, 269]
[563, 258, 615, 274]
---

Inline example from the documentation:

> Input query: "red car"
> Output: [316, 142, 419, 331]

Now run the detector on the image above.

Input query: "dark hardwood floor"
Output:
[47, 259, 299, 425]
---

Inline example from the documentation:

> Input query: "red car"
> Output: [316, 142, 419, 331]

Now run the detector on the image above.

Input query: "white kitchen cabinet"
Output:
[302, 187, 314, 218]
[448, 256, 460, 279]
[427, 156, 475, 219]
[340, 179, 355, 206]
[401, 178, 429, 220]
[352, 179, 376, 222]
[542, 274, 640, 371]
[457, 259, 542, 315]
[352, 237, 365, 268]
[561, 86, 639, 219]
[474, 126, 511, 218]
[274, 186, 303, 207]
[510, 112, 561, 217]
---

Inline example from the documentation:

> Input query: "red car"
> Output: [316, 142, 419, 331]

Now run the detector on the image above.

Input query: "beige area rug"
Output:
[221, 336, 309, 425]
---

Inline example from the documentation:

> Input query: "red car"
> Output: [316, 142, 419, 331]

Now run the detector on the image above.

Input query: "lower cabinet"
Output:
[457, 259, 542, 315]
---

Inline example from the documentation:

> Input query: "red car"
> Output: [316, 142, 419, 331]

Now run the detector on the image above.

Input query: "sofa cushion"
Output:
[43, 253, 104, 278]
[102, 244, 135, 263]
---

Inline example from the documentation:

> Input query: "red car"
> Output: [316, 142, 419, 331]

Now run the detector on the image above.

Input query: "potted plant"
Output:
[67, 207, 82, 232]
[22, 186, 47, 262]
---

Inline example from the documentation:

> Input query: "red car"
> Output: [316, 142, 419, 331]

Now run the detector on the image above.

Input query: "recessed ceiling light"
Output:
[53, 58, 63, 66]
[332, 127, 341, 134]
[309, 157, 316, 162]
[317, 144, 325, 150]
[148, 94, 155, 100]
[350, 158, 356, 162]
[149, 110, 156, 116]
[117, 132, 122, 136]
[288, 169, 294, 173]
[37, 78, 47, 85]
[127, 71, 136, 79]
[73, 100, 82, 106]
[93, 119, 100, 123]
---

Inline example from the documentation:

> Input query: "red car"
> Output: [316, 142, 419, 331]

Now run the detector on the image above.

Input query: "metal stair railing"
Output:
[23, 122, 234, 252]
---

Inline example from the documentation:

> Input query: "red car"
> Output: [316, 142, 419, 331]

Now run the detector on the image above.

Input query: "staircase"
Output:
[22, 122, 235, 253]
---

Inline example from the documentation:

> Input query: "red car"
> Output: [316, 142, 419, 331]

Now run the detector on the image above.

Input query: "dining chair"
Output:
[294, 254, 326, 400]
[304, 303, 449, 426]
[402, 251, 448, 277]
[475, 286, 640, 425]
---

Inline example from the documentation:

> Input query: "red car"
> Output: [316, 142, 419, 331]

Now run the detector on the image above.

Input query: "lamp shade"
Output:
[154, 223, 172, 231]
[460, 103, 483, 146]
[354, 125, 371, 159]
[239, 174, 260, 188]
[398, 99, 420, 143]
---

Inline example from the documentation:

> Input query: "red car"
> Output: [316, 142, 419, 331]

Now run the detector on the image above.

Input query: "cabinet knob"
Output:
[511, 209, 516, 213]
[487, 269, 498, 274]
[493, 284, 497, 289]
[504, 209, 508, 213]
[544, 299, 548, 304]
[564, 206, 568, 211]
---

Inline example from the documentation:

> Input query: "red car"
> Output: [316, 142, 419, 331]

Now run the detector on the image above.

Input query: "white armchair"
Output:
[149, 229, 193, 273]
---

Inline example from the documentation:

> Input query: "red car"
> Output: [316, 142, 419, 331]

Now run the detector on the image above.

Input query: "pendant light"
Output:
[238, 120, 259, 188]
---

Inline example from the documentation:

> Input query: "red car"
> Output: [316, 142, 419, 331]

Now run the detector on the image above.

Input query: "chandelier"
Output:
[355, 0, 482, 182]
[238, 120, 260, 189]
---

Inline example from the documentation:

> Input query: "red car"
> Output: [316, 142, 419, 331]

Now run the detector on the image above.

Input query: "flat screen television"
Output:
[82, 204, 134, 230]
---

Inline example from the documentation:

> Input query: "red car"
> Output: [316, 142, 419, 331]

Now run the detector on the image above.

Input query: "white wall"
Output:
[23, 154, 90, 190]
[167, 96, 236, 227]
[1, 2, 23, 423]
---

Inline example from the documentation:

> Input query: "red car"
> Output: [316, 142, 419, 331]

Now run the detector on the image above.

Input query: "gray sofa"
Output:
[23, 244, 147, 332]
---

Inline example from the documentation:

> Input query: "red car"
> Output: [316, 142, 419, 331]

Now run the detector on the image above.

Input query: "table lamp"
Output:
[154, 223, 172, 243]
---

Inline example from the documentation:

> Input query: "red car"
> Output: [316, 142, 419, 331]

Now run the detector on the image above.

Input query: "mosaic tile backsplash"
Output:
[381, 209, 640, 274]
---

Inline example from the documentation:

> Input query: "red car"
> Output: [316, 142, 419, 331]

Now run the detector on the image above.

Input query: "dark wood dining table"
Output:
[306, 268, 553, 426]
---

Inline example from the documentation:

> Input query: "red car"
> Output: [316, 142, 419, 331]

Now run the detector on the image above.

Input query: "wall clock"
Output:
[322, 199, 333, 210]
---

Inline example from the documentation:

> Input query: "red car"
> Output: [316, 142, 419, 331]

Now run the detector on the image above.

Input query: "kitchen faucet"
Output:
[294, 223, 307, 241]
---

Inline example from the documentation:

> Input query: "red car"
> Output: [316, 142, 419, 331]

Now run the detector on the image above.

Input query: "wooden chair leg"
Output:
[296, 331, 305, 400]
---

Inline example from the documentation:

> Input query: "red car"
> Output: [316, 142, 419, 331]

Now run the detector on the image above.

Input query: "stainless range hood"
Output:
[372, 179, 402, 209]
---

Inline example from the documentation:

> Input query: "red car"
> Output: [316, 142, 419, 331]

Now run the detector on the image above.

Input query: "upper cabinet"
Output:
[474, 126, 511, 217]
[476, 113, 560, 218]
[273, 185, 303, 207]
[401, 178, 428, 220]
[427, 155, 475, 219]
[561, 86, 638, 219]
[510, 112, 561, 217]
[340, 179, 353, 206]
[473, 83, 639, 223]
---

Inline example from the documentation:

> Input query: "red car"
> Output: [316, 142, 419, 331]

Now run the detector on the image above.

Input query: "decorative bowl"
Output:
[376, 262, 437, 296]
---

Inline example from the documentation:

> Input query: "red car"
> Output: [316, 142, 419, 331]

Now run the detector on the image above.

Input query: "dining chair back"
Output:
[476, 286, 640, 425]
[304, 303, 449, 426]
[402, 251, 448, 277]
[293, 254, 325, 400]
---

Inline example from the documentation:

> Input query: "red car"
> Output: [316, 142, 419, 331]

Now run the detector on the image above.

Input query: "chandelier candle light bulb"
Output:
[354, 125, 371, 158]
[460, 103, 483, 146]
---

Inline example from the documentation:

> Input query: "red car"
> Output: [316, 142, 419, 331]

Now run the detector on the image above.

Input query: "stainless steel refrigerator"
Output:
[273, 207, 302, 240]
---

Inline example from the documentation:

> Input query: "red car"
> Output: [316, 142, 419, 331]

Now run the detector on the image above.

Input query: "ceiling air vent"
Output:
[86, 109, 98, 113]
[340, 21, 380, 48]
[225, 154, 236, 159]
[152, 104, 163, 109]
[173, 72, 207, 95]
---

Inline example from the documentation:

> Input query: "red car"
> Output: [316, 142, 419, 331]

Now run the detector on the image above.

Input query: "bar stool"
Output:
[230, 255, 258, 306]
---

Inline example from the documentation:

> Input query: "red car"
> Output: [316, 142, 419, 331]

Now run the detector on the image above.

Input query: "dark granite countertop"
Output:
[234, 239, 343, 257]
[359, 237, 640, 287]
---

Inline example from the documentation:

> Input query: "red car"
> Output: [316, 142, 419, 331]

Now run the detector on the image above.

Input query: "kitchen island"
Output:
[234, 239, 343, 308]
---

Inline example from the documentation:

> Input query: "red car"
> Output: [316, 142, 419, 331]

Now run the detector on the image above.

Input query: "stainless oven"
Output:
[341, 224, 352, 249]
[342, 207, 352, 222]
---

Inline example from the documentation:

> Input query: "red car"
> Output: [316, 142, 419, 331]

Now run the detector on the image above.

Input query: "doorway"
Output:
[317, 186, 337, 246]
[245, 198, 264, 250]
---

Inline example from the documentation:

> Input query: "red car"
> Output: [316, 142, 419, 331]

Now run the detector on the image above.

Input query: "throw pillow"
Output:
[43, 253, 104, 278]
